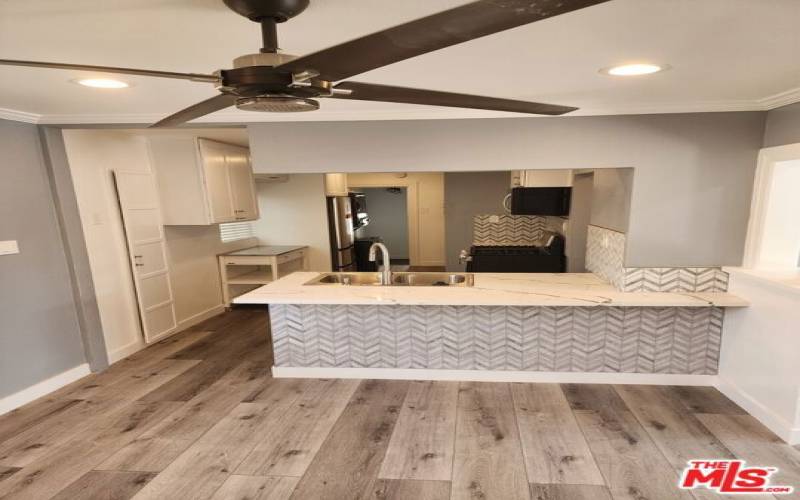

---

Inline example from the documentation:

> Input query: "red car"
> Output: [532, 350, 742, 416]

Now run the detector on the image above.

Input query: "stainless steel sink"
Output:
[307, 272, 385, 286]
[391, 272, 474, 287]
[304, 272, 474, 287]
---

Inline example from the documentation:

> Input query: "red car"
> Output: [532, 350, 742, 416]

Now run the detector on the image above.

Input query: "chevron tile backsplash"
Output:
[585, 225, 728, 292]
[585, 225, 626, 289]
[473, 215, 545, 246]
[270, 304, 723, 375]
[622, 268, 729, 292]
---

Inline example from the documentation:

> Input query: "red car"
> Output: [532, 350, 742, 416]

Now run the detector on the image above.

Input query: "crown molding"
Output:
[34, 100, 769, 125]
[0, 107, 41, 124]
[6, 89, 800, 126]
[757, 86, 800, 110]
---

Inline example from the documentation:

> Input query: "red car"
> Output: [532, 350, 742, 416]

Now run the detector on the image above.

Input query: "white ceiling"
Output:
[1, 0, 799, 125]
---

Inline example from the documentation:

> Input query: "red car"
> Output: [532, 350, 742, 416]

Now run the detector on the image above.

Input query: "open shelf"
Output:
[226, 269, 273, 285]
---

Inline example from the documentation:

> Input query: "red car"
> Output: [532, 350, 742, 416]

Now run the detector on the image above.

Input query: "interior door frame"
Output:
[347, 181, 419, 266]
[742, 142, 800, 268]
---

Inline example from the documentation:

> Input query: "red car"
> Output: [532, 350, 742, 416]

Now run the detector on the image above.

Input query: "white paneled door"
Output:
[114, 171, 177, 344]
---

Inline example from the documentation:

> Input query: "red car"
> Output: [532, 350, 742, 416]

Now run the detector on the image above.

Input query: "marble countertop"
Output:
[234, 272, 749, 308]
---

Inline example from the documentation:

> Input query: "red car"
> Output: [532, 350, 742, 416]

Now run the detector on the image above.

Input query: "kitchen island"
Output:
[235, 272, 748, 384]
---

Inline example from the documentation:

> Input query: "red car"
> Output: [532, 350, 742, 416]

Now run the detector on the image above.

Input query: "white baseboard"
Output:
[177, 304, 225, 331]
[0, 364, 91, 416]
[106, 305, 225, 365]
[716, 378, 800, 445]
[107, 339, 146, 364]
[272, 366, 718, 386]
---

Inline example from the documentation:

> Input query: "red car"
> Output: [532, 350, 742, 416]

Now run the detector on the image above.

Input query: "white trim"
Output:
[107, 338, 146, 364]
[716, 377, 800, 445]
[758, 86, 800, 110]
[0, 364, 91, 416]
[176, 304, 226, 332]
[18, 92, 800, 126]
[0, 107, 41, 124]
[272, 366, 717, 386]
[742, 142, 800, 268]
[4, 88, 800, 127]
[106, 304, 224, 363]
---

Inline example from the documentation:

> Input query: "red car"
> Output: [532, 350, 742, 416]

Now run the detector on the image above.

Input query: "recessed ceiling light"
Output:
[73, 78, 130, 89]
[601, 63, 667, 76]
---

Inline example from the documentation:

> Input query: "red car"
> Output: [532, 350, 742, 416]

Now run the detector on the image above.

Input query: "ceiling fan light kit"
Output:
[0, 0, 614, 127]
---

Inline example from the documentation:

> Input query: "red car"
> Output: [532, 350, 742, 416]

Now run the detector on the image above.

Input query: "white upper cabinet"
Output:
[148, 137, 259, 225]
[226, 153, 258, 220]
[511, 169, 573, 188]
[324, 173, 349, 196]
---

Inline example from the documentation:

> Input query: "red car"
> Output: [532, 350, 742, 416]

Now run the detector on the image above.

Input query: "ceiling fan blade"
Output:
[150, 94, 237, 128]
[277, 0, 610, 81]
[0, 59, 219, 82]
[331, 81, 576, 115]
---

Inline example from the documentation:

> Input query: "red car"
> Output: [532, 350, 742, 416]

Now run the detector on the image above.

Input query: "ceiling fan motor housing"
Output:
[222, 0, 309, 22]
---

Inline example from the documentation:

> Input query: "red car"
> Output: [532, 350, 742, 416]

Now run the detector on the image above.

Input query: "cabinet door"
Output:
[198, 139, 235, 223]
[324, 173, 349, 196]
[226, 148, 258, 221]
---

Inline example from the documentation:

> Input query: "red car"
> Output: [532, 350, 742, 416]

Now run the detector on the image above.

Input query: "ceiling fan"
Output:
[0, 0, 611, 127]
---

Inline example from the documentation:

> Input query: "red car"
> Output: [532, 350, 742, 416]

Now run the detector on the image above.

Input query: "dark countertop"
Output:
[221, 245, 307, 257]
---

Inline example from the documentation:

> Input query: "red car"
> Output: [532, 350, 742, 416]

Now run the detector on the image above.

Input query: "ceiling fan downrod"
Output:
[222, 0, 310, 53]
[260, 18, 279, 53]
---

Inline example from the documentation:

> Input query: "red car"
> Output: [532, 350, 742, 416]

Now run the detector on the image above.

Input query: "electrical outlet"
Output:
[0, 240, 19, 255]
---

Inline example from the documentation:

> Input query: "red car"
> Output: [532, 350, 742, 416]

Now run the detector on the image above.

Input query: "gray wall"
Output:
[356, 187, 409, 260]
[590, 168, 634, 232]
[763, 102, 800, 148]
[0, 120, 87, 398]
[444, 171, 511, 271]
[250, 112, 765, 267]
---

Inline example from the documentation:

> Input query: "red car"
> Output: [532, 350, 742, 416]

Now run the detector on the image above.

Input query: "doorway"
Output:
[355, 187, 410, 269]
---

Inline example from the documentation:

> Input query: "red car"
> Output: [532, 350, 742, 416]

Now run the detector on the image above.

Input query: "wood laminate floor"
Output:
[0, 308, 798, 500]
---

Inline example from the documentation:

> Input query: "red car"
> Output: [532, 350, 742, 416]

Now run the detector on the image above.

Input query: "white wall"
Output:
[348, 172, 445, 267]
[63, 130, 255, 362]
[251, 175, 331, 272]
[63, 130, 150, 361]
[758, 159, 800, 268]
[164, 225, 256, 324]
[717, 269, 800, 444]
[356, 187, 409, 260]
[249, 112, 765, 267]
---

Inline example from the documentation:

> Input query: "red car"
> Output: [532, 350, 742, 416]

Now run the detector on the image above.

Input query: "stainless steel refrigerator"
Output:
[326, 196, 356, 271]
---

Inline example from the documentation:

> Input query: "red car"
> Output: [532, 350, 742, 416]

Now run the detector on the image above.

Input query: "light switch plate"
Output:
[0, 240, 19, 255]
[489, 215, 500, 223]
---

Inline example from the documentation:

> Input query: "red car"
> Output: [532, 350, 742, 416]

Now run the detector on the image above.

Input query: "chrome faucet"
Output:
[368, 242, 392, 285]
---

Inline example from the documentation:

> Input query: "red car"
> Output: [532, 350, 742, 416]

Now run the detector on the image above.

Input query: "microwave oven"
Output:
[510, 187, 571, 216]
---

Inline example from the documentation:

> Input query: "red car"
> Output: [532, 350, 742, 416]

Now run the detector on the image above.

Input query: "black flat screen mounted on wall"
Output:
[510, 187, 571, 216]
